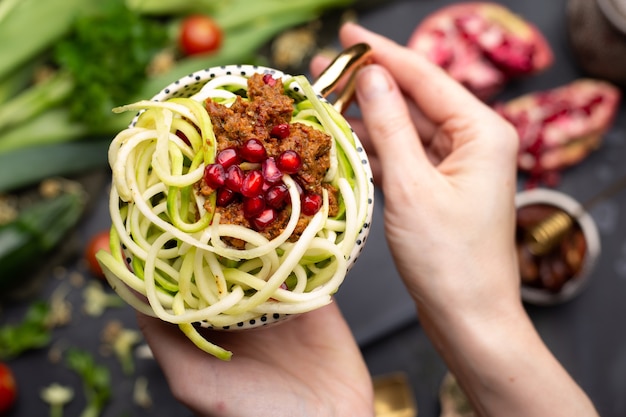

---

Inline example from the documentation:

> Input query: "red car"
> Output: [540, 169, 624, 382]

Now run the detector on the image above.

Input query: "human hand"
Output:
[310, 24, 599, 417]
[312, 23, 521, 325]
[136, 302, 374, 417]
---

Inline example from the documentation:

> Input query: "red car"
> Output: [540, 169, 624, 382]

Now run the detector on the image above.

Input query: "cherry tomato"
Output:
[85, 230, 111, 279]
[0, 363, 17, 414]
[179, 15, 222, 56]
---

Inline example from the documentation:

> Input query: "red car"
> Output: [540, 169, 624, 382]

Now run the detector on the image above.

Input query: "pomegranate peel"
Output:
[408, 2, 553, 100]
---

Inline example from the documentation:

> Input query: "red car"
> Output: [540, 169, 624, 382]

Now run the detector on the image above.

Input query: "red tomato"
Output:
[179, 15, 222, 56]
[0, 363, 17, 414]
[85, 230, 111, 279]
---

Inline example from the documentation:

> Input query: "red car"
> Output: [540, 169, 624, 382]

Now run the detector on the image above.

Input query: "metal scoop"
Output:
[525, 174, 626, 256]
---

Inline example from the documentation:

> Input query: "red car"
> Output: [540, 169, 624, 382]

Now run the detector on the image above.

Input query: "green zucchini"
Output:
[0, 189, 85, 292]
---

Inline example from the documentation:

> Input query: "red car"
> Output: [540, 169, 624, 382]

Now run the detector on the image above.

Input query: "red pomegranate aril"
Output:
[243, 195, 266, 218]
[241, 170, 264, 197]
[581, 95, 605, 115]
[276, 150, 302, 174]
[262, 157, 283, 183]
[270, 123, 290, 139]
[486, 38, 535, 75]
[240, 138, 267, 162]
[216, 148, 240, 168]
[204, 163, 225, 188]
[225, 165, 244, 192]
[216, 188, 236, 206]
[265, 183, 289, 209]
[543, 107, 570, 124]
[251, 208, 277, 230]
[262, 73, 277, 86]
[301, 192, 322, 216]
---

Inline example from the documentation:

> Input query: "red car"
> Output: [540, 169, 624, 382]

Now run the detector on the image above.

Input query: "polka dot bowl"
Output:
[107, 60, 375, 331]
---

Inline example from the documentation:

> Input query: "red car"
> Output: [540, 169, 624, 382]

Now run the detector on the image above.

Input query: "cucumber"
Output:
[0, 189, 85, 292]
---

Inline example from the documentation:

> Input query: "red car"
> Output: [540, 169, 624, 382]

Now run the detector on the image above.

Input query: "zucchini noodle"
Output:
[97, 68, 373, 361]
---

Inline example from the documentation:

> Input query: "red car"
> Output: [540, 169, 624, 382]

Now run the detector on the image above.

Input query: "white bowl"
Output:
[515, 188, 601, 305]
[103, 64, 375, 330]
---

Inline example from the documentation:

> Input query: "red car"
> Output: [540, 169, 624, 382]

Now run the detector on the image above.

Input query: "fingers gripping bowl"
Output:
[96, 45, 374, 360]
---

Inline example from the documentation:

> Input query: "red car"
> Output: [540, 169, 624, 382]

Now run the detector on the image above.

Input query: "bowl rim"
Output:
[515, 188, 601, 305]
[117, 64, 375, 330]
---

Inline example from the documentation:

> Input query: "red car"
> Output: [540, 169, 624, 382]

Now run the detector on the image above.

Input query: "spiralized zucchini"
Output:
[97, 71, 372, 360]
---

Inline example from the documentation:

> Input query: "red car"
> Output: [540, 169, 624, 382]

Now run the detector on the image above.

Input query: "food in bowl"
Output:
[96, 66, 374, 360]
[515, 189, 600, 305]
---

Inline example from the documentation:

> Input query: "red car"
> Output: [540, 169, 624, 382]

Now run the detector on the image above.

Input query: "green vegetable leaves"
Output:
[65, 348, 111, 417]
[0, 0, 356, 193]
[0, 301, 51, 359]
[53, 3, 168, 129]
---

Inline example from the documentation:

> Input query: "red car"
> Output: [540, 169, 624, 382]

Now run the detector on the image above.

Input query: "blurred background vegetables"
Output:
[0, 180, 85, 293]
[0, 0, 354, 195]
[0, 362, 17, 414]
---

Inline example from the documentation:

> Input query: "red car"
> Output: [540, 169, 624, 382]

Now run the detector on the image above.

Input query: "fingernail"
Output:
[356, 65, 394, 102]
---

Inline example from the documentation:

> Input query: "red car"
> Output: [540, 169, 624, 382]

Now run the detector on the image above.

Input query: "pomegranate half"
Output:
[495, 78, 621, 187]
[407, 2, 553, 100]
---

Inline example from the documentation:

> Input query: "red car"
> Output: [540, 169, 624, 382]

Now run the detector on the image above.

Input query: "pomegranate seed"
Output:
[216, 148, 240, 168]
[243, 195, 266, 218]
[251, 208, 277, 230]
[265, 184, 289, 209]
[270, 123, 290, 139]
[225, 165, 244, 192]
[276, 150, 302, 174]
[262, 74, 277, 86]
[301, 192, 322, 216]
[216, 188, 236, 206]
[543, 107, 569, 124]
[581, 95, 604, 115]
[262, 157, 283, 184]
[204, 164, 225, 188]
[241, 170, 264, 197]
[485, 37, 534, 76]
[240, 138, 267, 162]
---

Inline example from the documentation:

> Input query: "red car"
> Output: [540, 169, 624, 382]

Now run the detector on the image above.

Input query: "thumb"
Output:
[354, 64, 431, 185]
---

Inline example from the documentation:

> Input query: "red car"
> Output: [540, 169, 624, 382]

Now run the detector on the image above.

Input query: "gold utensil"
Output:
[373, 372, 418, 417]
[525, 174, 626, 256]
[312, 42, 372, 113]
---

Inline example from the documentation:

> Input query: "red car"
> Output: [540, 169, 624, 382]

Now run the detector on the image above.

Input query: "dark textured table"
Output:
[3, 1, 626, 416]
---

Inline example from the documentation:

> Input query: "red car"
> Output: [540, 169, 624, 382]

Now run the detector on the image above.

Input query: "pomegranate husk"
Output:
[407, 2, 554, 101]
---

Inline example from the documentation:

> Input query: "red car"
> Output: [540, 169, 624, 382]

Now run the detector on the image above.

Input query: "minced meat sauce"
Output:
[195, 73, 339, 247]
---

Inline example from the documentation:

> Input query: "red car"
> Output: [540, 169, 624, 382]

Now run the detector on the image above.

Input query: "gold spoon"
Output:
[312, 43, 372, 113]
[525, 174, 626, 256]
